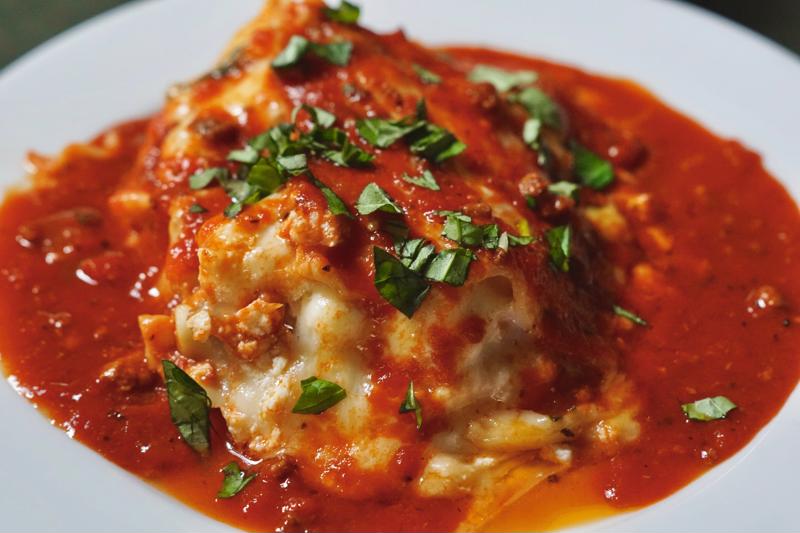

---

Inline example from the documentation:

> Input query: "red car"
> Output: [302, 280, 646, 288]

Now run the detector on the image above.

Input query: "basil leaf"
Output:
[437, 210, 471, 222]
[546, 225, 571, 272]
[573, 143, 614, 190]
[441, 214, 484, 247]
[311, 41, 353, 67]
[548, 181, 579, 199]
[272, 35, 311, 68]
[424, 248, 474, 286]
[308, 174, 352, 217]
[246, 158, 286, 195]
[323, 140, 374, 167]
[355, 183, 402, 215]
[525, 194, 537, 210]
[413, 63, 442, 85]
[398, 238, 436, 273]
[189, 167, 227, 190]
[613, 305, 648, 327]
[511, 87, 562, 129]
[507, 233, 535, 246]
[276, 153, 309, 176]
[399, 380, 423, 429]
[227, 145, 260, 165]
[407, 123, 466, 163]
[292, 104, 336, 129]
[356, 118, 420, 148]
[188, 203, 208, 214]
[217, 462, 257, 499]
[373, 247, 430, 317]
[468, 64, 537, 93]
[323, 0, 360, 24]
[292, 376, 347, 414]
[523, 117, 542, 147]
[681, 396, 737, 421]
[272, 36, 353, 68]
[402, 170, 440, 191]
[162, 360, 211, 454]
[224, 202, 244, 218]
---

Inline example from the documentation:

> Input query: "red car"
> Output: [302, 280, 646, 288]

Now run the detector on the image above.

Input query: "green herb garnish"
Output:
[413, 63, 442, 85]
[573, 143, 614, 190]
[424, 248, 474, 286]
[374, 247, 430, 317]
[681, 396, 737, 421]
[162, 360, 211, 454]
[323, 0, 360, 24]
[511, 87, 562, 129]
[546, 225, 571, 272]
[188, 203, 208, 214]
[217, 462, 257, 499]
[355, 183, 402, 215]
[468, 64, 537, 93]
[613, 305, 648, 327]
[402, 169, 440, 191]
[547, 181, 580, 199]
[356, 103, 465, 163]
[292, 376, 347, 414]
[399, 380, 423, 429]
[272, 36, 353, 69]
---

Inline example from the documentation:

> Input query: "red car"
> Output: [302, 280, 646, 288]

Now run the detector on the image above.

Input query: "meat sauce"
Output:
[0, 47, 798, 532]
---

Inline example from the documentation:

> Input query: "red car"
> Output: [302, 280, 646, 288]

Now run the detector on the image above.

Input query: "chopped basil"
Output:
[227, 145, 260, 165]
[573, 143, 614, 190]
[356, 117, 419, 149]
[292, 376, 347, 414]
[396, 238, 436, 273]
[499, 232, 535, 251]
[271, 35, 310, 68]
[548, 181, 580, 199]
[312, 40, 353, 66]
[323, 0, 360, 24]
[402, 170, 440, 191]
[292, 103, 336, 129]
[272, 36, 353, 69]
[613, 305, 648, 327]
[308, 174, 352, 217]
[546, 225, 571, 272]
[322, 139, 374, 167]
[681, 396, 737, 421]
[373, 247, 430, 317]
[162, 360, 211, 454]
[407, 123, 466, 163]
[355, 183, 402, 215]
[468, 64, 537, 93]
[424, 248, 474, 286]
[522, 117, 542, 147]
[356, 105, 465, 163]
[188, 203, 208, 214]
[441, 213, 485, 247]
[413, 63, 442, 85]
[399, 380, 423, 429]
[525, 194, 537, 209]
[189, 167, 228, 190]
[511, 87, 562, 129]
[217, 462, 257, 499]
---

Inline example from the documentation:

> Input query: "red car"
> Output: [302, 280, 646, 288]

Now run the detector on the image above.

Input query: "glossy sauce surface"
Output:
[0, 47, 798, 532]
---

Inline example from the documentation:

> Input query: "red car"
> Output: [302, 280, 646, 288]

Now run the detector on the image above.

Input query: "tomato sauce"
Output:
[0, 47, 798, 532]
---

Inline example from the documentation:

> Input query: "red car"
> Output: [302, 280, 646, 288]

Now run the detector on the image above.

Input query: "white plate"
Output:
[1, 0, 798, 531]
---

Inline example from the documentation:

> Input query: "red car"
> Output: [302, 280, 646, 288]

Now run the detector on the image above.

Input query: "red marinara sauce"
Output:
[0, 48, 798, 532]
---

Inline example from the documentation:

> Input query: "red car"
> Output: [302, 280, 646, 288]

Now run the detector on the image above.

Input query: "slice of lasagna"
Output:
[110, 0, 640, 528]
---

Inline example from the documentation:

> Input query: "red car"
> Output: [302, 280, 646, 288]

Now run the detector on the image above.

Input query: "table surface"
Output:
[0, 0, 798, 70]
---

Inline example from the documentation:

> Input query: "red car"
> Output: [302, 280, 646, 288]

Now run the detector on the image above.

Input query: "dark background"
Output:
[0, 0, 798, 69]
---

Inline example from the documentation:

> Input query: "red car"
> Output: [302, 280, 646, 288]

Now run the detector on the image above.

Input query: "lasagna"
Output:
[1, 1, 798, 531]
